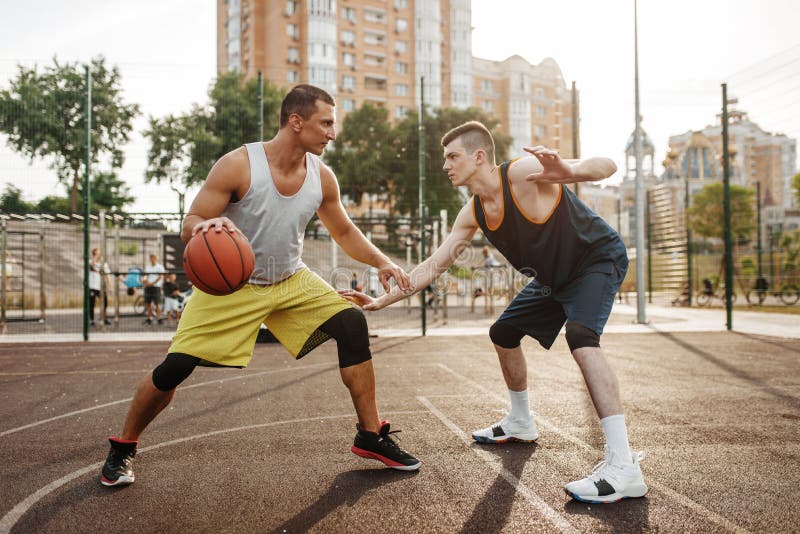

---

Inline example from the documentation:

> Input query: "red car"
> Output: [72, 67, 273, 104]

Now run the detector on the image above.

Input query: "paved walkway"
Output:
[0, 302, 797, 343]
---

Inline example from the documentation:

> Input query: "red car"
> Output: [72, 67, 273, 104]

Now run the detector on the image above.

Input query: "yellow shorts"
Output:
[168, 268, 353, 367]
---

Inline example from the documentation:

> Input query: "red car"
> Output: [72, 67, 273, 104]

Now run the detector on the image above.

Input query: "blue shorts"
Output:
[497, 258, 627, 350]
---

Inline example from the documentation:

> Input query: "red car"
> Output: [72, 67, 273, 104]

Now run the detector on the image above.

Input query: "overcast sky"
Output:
[1, 0, 798, 213]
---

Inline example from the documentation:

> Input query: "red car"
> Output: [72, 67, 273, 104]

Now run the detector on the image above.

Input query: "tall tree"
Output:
[0, 56, 139, 213]
[792, 172, 800, 206]
[0, 184, 35, 214]
[142, 72, 283, 210]
[389, 107, 512, 220]
[324, 104, 393, 213]
[688, 182, 755, 242]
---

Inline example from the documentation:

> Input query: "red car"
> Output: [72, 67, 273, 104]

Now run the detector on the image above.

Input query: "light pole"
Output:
[633, 0, 646, 323]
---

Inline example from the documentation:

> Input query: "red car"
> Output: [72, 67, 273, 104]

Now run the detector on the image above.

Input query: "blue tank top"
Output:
[473, 160, 626, 291]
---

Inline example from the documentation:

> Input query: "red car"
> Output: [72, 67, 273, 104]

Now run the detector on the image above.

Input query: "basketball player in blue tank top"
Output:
[342, 121, 647, 503]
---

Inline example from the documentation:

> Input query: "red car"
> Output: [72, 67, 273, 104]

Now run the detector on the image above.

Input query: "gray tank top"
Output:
[222, 142, 323, 284]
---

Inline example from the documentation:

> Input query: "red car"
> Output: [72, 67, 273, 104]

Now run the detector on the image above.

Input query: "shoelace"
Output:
[589, 447, 645, 482]
[378, 428, 403, 449]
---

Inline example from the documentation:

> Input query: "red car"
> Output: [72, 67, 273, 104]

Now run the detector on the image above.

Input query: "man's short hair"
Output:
[441, 121, 495, 163]
[280, 84, 336, 127]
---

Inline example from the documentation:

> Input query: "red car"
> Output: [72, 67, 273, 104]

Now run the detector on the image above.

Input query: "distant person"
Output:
[89, 247, 111, 326]
[3, 254, 15, 291]
[350, 272, 360, 291]
[162, 273, 183, 323]
[482, 246, 500, 268]
[142, 253, 165, 325]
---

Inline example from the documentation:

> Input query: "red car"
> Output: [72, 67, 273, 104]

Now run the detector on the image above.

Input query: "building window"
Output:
[534, 87, 545, 98]
[483, 100, 493, 113]
[342, 7, 356, 22]
[287, 70, 299, 83]
[395, 61, 408, 74]
[535, 105, 546, 118]
[343, 52, 355, 67]
[535, 125, 547, 138]
[395, 84, 408, 96]
[395, 105, 408, 119]
[481, 80, 493, 92]
[364, 7, 386, 24]
[342, 99, 356, 112]
[394, 0, 408, 8]
[341, 30, 355, 45]
[394, 41, 407, 54]
[288, 47, 300, 63]
[286, 23, 299, 39]
[285, 0, 297, 16]
[395, 18, 408, 33]
[342, 75, 355, 90]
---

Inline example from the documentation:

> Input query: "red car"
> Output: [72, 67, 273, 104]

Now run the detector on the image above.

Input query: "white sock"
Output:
[600, 414, 633, 465]
[508, 389, 532, 422]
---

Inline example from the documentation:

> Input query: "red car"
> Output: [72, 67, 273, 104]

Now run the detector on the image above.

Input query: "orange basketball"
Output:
[183, 229, 255, 295]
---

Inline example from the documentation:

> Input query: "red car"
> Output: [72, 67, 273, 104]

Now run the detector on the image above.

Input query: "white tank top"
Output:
[222, 142, 323, 284]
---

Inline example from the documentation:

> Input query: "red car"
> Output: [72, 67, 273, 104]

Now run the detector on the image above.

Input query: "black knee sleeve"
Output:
[152, 353, 200, 391]
[565, 322, 600, 352]
[489, 320, 525, 349]
[318, 308, 371, 368]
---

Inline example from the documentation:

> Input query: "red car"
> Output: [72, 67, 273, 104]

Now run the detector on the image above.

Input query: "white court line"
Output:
[0, 362, 337, 438]
[417, 396, 579, 534]
[435, 363, 749, 534]
[0, 410, 427, 534]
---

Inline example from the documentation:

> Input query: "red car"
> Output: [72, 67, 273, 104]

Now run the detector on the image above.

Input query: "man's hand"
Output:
[377, 260, 413, 293]
[523, 146, 575, 184]
[338, 289, 387, 311]
[191, 216, 238, 236]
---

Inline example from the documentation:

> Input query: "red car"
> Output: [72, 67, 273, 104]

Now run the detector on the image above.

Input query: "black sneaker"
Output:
[157, 318, 164, 325]
[351, 421, 421, 471]
[144, 318, 152, 325]
[101, 437, 137, 487]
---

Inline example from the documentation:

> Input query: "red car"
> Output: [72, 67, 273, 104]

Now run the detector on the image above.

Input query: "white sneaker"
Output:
[565, 446, 648, 503]
[471, 416, 539, 444]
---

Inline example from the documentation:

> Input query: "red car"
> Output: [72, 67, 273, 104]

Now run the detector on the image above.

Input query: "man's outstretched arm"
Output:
[341, 202, 479, 311]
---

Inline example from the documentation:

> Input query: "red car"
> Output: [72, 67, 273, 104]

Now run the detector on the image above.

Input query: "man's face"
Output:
[149, 255, 157, 264]
[298, 101, 337, 156]
[442, 137, 478, 187]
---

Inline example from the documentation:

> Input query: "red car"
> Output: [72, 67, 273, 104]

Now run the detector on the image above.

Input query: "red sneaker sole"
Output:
[350, 446, 421, 471]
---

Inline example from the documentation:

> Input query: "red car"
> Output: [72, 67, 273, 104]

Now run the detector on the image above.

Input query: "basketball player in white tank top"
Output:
[99, 86, 420, 489]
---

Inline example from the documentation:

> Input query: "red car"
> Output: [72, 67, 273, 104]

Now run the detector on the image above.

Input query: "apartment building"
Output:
[217, 0, 576, 154]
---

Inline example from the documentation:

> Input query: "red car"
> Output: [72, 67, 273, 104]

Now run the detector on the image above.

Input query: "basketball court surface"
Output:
[1, 319, 799, 532]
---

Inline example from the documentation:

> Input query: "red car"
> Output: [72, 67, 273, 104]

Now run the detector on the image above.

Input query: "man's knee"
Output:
[565, 322, 600, 352]
[151, 353, 200, 391]
[319, 308, 372, 368]
[489, 320, 524, 349]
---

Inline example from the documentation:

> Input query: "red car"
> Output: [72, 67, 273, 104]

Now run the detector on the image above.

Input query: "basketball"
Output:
[183, 229, 255, 295]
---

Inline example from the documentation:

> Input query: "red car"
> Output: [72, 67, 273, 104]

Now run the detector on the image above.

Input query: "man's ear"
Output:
[474, 148, 486, 165]
[289, 113, 303, 132]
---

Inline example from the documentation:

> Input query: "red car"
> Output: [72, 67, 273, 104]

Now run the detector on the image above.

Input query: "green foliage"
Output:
[0, 184, 36, 213]
[688, 182, 755, 243]
[793, 172, 800, 205]
[35, 195, 71, 214]
[0, 56, 139, 213]
[119, 242, 138, 256]
[142, 71, 283, 204]
[80, 171, 134, 213]
[390, 106, 512, 220]
[324, 104, 393, 211]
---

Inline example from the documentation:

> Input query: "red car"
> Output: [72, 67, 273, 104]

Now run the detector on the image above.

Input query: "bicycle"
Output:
[754, 277, 800, 306]
[696, 278, 737, 307]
